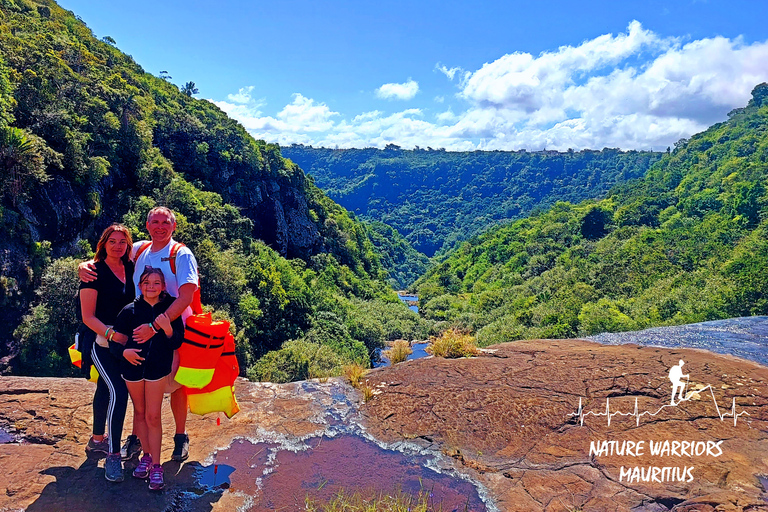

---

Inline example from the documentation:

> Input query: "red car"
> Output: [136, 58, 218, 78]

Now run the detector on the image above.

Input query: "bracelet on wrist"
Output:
[148, 323, 158, 334]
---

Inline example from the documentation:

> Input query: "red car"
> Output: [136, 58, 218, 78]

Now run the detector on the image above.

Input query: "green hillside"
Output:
[414, 85, 768, 345]
[0, 0, 429, 380]
[281, 145, 662, 259]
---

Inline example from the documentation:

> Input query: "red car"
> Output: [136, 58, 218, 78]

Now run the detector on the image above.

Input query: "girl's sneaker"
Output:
[133, 454, 152, 479]
[148, 464, 164, 491]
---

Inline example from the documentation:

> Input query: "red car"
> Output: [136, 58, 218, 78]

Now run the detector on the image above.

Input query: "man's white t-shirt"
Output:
[133, 239, 198, 320]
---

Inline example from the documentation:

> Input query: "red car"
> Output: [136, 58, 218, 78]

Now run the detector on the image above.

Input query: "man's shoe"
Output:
[120, 434, 141, 460]
[171, 433, 189, 462]
[85, 436, 109, 455]
[104, 453, 124, 482]
[133, 454, 152, 479]
[148, 464, 164, 491]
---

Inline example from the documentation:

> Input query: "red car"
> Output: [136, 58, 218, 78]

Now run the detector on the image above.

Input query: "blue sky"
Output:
[59, 0, 768, 151]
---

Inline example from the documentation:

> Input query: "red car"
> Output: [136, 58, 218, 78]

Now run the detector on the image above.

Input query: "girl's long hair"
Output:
[94, 224, 133, 263]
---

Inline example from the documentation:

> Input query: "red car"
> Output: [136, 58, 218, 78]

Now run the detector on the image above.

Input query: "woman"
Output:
[111, 267, 184, 491]
[79, 224, 135, 482]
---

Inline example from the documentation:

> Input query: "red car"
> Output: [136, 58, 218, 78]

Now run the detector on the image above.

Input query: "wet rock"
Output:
[3, 339, 768, 511]
[362, 339, 768, 512]
[0, 377, 331, 511]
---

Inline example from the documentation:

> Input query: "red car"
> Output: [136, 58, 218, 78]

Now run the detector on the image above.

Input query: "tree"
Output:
[0, 127, 51, 206]
[181, 81, 199, 97]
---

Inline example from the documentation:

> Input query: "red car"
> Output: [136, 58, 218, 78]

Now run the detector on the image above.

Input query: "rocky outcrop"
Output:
[242, 178, 322, 260]
[362, 339, 768, 511]
[0, 377, 338, 512]
[2, 339, 768, 511]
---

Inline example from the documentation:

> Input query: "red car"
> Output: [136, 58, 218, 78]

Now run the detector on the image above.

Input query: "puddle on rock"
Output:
[0, 426, 14, 444]
[203, 435, 487, 511]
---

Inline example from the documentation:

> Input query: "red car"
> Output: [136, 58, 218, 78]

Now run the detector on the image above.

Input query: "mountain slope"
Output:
[0, 0, 429, 378]
[414, 85, 768, 344]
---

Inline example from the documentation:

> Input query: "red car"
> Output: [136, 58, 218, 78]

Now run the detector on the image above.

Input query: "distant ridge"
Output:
[282, 145, 662, 258]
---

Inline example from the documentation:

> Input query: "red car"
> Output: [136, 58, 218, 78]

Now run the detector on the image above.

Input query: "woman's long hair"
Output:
[94, 224, 133, 263]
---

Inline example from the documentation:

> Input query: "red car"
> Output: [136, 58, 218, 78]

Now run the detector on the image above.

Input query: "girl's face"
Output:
[140, 274, 164, 299]
[106, 231, 129, 259]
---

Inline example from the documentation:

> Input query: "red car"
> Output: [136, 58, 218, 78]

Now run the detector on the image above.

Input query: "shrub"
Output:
[381, 339, 412, 365]
[247, 339, 344, 383]
[426, 329, 480, 358]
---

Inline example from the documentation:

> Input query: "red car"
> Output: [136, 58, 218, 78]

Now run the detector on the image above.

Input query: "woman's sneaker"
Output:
[85, 436, 109, 455]
[148, 464, 164, 491]
[121, 434, 142, 460]
[172, 433, 189, 462]
[133, 454, 152, 479]
[104, 453, 123, 482]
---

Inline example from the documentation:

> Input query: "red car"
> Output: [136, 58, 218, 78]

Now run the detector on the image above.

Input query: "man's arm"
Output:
[164, 283, 196, 322]
[78, 260, 98, 283]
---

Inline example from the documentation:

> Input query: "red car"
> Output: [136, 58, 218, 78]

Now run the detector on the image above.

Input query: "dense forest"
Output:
[414, 85, 768, 345]
[282, 145, 662, 264]
[0, 0, 430, 382]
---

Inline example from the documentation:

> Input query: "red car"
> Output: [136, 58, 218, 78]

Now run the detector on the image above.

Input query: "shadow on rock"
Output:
[26, 458, 224, 512]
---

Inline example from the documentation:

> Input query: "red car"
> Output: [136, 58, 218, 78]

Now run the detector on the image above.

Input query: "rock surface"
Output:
[362, 339, 768, 512]
[0, 377, 336, 512]
[2, 339, 768, 511]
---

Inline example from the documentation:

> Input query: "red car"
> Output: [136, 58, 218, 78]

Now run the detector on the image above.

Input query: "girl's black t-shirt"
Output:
[79, 260, 135, 325]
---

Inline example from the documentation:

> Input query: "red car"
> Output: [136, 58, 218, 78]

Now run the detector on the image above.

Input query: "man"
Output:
[80, 207, 197, 462]
[668, 359, 689, 406]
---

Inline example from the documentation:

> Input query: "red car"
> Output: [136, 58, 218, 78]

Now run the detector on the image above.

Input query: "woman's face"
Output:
[106, 231, 129, 259]
[140, 274, 164, 299]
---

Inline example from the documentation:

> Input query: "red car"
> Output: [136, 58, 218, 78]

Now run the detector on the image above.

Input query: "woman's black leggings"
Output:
[91, 344, 128, 454]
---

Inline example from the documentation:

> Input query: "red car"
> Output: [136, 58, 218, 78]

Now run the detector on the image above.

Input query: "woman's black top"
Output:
[112, 293, 185, 382]
[79, 260, 135, 326]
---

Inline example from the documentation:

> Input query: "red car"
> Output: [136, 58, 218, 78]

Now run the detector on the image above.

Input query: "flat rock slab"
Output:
[0, 377, 334, 512]
[3, 338, 768, 512]
[362, 339, 768, 512]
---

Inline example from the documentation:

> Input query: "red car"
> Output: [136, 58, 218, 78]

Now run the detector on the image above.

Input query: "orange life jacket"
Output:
[175, 312, 228, 388]
[186, 332, 240, 418]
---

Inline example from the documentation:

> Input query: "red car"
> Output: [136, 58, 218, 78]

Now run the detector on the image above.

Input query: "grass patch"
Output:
[381, 339, 412, 365]
[426, 329, 480, 358]
[357, 381, 376, 402]
[344, 363, 367, 388]
[304, 487, 448, 511]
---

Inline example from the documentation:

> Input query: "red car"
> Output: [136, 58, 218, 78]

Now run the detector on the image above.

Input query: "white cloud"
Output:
[227, 86, 256, 104]
[216, 22, 768, 151]
[375, 79, 419, 100]
[436, 64, 463, 81]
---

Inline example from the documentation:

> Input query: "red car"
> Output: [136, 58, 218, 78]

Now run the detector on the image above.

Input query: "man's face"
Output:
[146, 212, 176, 245]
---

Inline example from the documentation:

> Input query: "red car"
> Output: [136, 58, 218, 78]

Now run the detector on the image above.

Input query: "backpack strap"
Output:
[168, 242, 183, 275]
[134, 241, 152, 263]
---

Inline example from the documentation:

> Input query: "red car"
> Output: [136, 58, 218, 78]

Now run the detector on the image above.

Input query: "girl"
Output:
[111, 267, 184, 491]
[79, 224, 135, 482]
